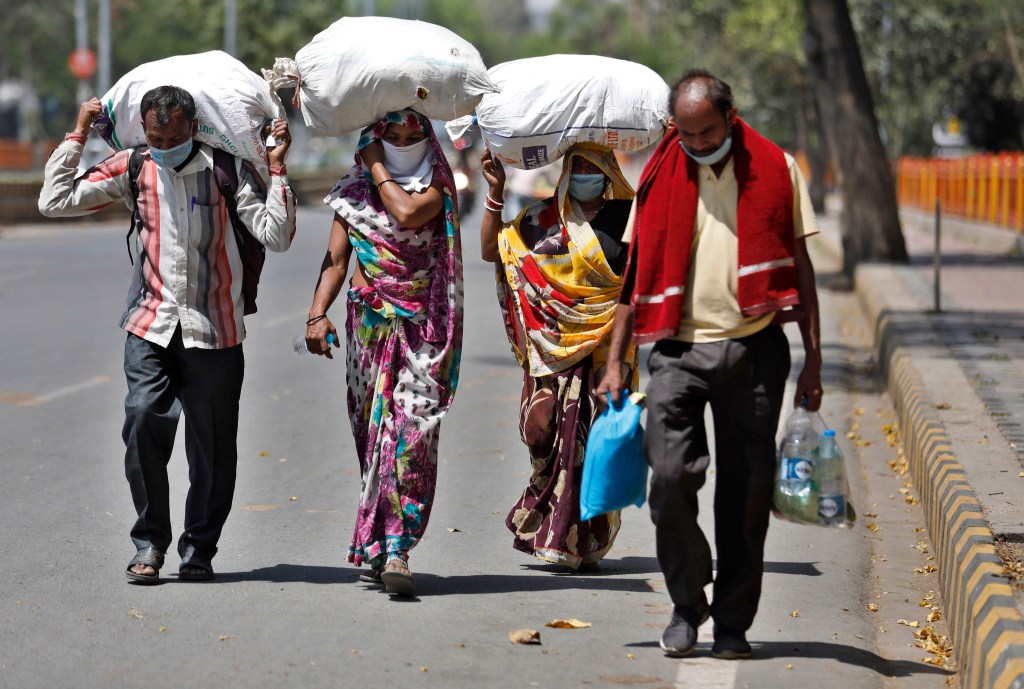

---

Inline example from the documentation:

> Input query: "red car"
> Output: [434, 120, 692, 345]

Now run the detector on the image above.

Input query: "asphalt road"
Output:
[0, 201, 955, 689]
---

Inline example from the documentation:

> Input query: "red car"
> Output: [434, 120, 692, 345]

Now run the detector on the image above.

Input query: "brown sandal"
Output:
[381, 557, 417, 596]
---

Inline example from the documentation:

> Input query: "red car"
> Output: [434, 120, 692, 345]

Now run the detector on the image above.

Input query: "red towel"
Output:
[627, 118, 798, 344]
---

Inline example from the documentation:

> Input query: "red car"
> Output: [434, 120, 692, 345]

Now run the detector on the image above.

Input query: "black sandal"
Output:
[178, 555, 214, 582]
[381, 557, 417, 596]
[358, 568, 383, 584]
[126, 547, 164, 585]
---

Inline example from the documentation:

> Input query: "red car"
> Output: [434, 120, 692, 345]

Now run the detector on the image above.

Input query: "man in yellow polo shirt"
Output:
[597, 69, 822, 659]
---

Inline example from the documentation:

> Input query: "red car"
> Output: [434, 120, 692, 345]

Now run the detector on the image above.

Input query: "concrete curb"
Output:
[855, 263, 1024, 689]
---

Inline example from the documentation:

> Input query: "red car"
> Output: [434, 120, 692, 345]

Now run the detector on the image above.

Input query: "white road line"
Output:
[674, 625, 738, 689]
[17, 375, 111, 406]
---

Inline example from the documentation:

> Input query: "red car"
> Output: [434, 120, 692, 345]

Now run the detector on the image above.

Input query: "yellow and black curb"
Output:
[858, 269, 1024, 689]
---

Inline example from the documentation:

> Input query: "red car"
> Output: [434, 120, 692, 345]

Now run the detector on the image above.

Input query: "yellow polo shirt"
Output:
[623, 152, 818, 343]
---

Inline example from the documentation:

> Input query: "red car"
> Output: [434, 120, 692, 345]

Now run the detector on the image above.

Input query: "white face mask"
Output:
[378, 138, 434, 192]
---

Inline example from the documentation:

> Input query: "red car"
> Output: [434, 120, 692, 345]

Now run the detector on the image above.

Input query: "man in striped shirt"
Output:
[39, 85, 297, 584]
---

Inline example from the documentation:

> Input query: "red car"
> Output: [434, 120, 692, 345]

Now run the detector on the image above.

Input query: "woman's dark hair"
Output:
[669, 69, 734, 117]
[140, 85, 196, 125]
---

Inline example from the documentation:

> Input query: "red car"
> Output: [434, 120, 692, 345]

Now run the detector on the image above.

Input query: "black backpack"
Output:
[126, 145, 265, 315]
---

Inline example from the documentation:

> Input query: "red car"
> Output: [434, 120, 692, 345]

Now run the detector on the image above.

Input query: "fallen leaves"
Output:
[914, 626, 953, 667]
[897, 619, 921, 628]
[789, 610, 800, 618]
[127, 608, 144, 620]
[546, 618, 592, 629]
[218, 635, 233, 641]
[509, 629, 541, 645]
[289, 496, 298, 501]
[914, 565, 939, 575]
[927, 611, 942, 622]
[935, 402, 951, 410]
[866, 603, 879, 613]
[446, 528, 462, 533]
[867, 523, 881, 533]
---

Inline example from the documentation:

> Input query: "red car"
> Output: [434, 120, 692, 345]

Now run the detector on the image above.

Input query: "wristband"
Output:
[306, 314, 327, 326]
[377, 178, 401, 190]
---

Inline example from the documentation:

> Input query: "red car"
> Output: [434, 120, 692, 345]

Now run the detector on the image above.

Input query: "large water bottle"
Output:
[775, 407, 820, 523]
[815, 430, 846, 526]
[293, 333, 336, 355]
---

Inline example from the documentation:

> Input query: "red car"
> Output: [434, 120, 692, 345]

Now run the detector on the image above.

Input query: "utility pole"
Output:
[98, 0, 112, 94]
[74, 0, 90, 103]
[225, 0, 237, 56]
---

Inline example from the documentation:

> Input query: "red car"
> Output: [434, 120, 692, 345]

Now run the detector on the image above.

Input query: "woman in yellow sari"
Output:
[480, 143, 640, 571]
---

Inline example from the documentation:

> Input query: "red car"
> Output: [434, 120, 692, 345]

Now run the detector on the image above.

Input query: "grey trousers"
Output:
[122, 327, 244, 561]
[644, 325, 790, 631]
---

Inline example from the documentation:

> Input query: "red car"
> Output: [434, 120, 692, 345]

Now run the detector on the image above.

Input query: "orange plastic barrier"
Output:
[898, 153, 1024, 232]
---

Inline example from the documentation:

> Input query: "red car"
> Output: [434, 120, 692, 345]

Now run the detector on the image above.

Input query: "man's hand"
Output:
[267, 119, 292, 165]
[74, 98, 102, 138]
[480, 149, 506, 193]
[794, 359, 823, 411]
[305, 316, 338, 360]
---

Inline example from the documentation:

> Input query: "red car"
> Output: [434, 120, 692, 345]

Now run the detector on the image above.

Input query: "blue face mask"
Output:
[149, 139, 194, 169]
[569, 173, 606, 201]
[680, 132, 733, 167]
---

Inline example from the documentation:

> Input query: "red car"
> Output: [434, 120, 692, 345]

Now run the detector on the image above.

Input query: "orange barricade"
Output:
[897, 153, 1024, 232]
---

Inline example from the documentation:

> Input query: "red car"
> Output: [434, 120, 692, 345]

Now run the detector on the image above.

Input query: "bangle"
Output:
[484, 201, 503, 213]
[306, 314, 327, 326]
[376, 178, 400, 190]
[485, 193, 504, 207]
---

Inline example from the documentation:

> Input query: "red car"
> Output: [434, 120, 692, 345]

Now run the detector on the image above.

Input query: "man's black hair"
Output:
[140, 85, 196, 126]
[670, 69, 734, 117]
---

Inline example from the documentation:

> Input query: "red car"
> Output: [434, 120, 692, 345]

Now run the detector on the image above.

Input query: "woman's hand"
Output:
[481, 149, 505, 196]
[360, 139, 385, 169]
[305, 316, 339, 359]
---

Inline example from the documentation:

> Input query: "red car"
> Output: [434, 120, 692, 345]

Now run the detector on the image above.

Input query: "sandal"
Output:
[178, 554, 215, 582]
[359, 568, 383, 584]
[126, 547, 164, 585]
[381, 557, 417, 597]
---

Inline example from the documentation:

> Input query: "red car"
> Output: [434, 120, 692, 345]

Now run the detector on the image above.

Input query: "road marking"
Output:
[674, 625, 737, 689]
[7, 375, 112, 406]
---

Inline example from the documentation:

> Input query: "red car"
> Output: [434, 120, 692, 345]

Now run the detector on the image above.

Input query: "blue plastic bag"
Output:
[580, 391, 648, 521]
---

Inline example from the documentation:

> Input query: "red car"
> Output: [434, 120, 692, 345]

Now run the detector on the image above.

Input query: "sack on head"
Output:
[448, 55, 670, 170]
[266, 16, 498, 137]
[94, 51, 283, 169]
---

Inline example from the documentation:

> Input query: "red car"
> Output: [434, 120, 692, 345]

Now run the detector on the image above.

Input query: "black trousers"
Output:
[644, 325, 790, 632]
[122, 327, 244, 561]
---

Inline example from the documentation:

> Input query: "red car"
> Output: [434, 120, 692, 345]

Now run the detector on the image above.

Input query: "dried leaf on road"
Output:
[127, 608, 144, 620]
[789, 610, 800, 618]
[219, 635, 233, 641]
[509, 629, 541, 645]
[866, 603, 879, 613]
[447, 528, 462, 533]
[546, 618, 592, 629]
[927, 611, 942, 622]
[289, 496, 298, 501]
[897, 619, 920, 628]
[935, 402, 951, 410]
[259, 451, 269, 457]
[867, 523, 881, 533]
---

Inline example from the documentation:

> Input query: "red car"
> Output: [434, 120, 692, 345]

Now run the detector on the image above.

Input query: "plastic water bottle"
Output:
[815, 430, 846, 526]
[293, 332, 335, 355]
[775, 407, 820, 523]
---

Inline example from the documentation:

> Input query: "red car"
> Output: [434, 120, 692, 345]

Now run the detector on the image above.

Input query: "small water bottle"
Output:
[775, 407, 820, 523]
[293, 332, 335, 355]
[815, 430, 846, 526]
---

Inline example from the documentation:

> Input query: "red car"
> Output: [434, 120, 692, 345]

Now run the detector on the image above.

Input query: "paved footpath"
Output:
[833, 206, 1024, 689]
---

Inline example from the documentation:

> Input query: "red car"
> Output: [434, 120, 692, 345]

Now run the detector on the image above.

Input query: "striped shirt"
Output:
[38, 136, 296, 349]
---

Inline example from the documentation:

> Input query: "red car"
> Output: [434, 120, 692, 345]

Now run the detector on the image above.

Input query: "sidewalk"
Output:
[818, 206, 1024, 689]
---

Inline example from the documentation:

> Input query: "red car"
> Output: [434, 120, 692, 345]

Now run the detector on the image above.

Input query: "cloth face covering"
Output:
[568, 173, 606, 201]
[380, 138, 434, 192]
[149, 139, 193, 168]
[680, 132, 733, 167]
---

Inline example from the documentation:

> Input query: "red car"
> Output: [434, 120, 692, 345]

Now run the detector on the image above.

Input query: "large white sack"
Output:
[453, 55, 670, 170]
[94, 51, 284, 166]
[275, 16, 498, 137]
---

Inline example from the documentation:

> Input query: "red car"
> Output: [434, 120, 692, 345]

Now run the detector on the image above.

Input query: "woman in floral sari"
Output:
[480, 143, 639, 571]
[305, 110, 463, 596]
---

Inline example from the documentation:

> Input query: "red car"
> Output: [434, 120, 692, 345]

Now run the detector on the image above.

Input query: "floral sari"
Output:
[497, 144, 639, 568]
[325, 110, 463, 569]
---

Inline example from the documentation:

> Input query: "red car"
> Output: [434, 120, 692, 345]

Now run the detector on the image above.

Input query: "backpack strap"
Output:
[125, 146, 147, 265]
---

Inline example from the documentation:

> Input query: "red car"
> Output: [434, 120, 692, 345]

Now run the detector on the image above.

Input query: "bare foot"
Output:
[130, 563, 157, 577]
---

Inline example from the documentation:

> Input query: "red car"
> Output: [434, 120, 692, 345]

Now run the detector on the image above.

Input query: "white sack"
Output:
[94, 51, 283, 166]
[453, 55, 670, 170]
[280, 16, 498, 137]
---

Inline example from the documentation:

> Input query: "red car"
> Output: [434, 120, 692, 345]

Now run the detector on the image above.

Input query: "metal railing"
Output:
[898, 153, 1024, 232]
